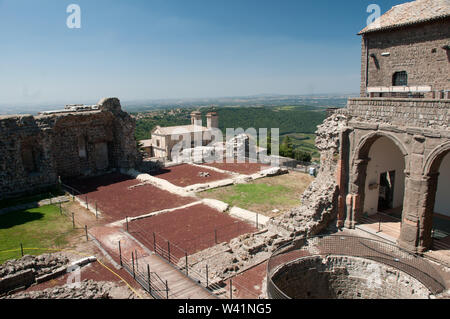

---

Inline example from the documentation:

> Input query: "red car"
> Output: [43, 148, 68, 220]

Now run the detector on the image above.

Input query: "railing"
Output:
[125, 222, 222, 293]
[266, 235, 447, 299]
[120, 249, 169, 299]
[60, 183, 172, 298]
[356, 212, 450, 267]
[60, 183, 100, 220]
[125, 221, 261, 299]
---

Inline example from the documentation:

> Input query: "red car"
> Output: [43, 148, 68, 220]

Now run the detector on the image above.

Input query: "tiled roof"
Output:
[359, 0, 450, 34]
[152, 125, 210, 135]
[140, 139, 153, 147]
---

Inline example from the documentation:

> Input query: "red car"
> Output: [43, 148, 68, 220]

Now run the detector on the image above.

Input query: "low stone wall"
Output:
[0, 254, 96, 296]
[3, 280, 129, 299]
[0, 254, 70, 295]
[0, 269, 36, 295]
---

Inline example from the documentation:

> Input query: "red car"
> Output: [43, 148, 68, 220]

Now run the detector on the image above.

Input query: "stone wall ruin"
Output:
[0, 98, 139, 200]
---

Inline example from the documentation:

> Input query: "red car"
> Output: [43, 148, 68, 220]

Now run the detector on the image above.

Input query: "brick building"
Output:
[0, 98, 139, 199]
[360, 0, 450, 99]
[336, 0, 450, 253]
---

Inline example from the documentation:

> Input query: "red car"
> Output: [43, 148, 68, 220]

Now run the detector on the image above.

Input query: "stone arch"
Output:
[347, 131, 408, 227]
[419, 141, 450, 250]
[423, 141, 450, 176]
[352, 131, 409, 167]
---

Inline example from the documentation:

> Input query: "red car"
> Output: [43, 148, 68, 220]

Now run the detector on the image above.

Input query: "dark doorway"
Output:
[94, 142, 109, 171]
[378, 171, 396, 211]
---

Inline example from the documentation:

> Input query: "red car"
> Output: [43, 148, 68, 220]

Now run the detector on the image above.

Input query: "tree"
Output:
[280, 136, 294, 158]
[267, 130, 272, 155]
[294, 150, 312, 163]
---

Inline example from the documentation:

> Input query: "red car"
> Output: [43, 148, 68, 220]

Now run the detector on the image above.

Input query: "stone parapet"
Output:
[343, 98, 449, 129]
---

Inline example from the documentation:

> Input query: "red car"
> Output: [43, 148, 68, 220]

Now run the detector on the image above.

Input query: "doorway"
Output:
[378, 170, 396, 212]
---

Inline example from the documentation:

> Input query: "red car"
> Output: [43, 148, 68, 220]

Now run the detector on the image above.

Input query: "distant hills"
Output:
[0, 93, 356, 115]
[123, 94, 355, 113]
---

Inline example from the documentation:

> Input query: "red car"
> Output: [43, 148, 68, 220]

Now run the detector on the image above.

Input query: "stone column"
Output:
[344, 193, 355, 229]
[398, 174, 437, 253]
[336, 129, 350, 229]
[344, 158, 368, 229]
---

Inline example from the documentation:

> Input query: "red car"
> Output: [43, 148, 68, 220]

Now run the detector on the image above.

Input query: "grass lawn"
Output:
[0, 205, 76, 264]
[198, 171, 314, 217]
[280, 133, 320, 162]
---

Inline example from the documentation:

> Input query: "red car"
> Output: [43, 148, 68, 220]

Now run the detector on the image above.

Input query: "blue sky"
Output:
[0, 0, 405, 106]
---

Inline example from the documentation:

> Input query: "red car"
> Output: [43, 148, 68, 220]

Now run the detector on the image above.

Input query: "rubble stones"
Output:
[198, 172, 211, 178]
[3, 280, 131, 299]
[0, 254, 69, 279]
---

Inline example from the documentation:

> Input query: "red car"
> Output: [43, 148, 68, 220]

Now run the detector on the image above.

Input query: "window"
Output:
[392, 71, 408, 86]
[156, 139, 160, 147]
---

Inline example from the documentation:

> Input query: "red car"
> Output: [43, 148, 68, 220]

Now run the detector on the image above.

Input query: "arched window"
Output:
[392, 71, 408, 86]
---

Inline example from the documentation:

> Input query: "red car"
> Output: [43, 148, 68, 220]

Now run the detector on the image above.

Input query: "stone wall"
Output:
[0, 254, 69, 295]
[360, 18, 450, 97]
[345, 98, 449, 130]
[271, 255, 431, 299]
[0, 98, 139, 200]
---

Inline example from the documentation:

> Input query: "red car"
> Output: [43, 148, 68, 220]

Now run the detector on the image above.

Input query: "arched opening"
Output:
[427, 149, 450, 252]
[353, 134, 407, 241]
[364, 136, 405, 216]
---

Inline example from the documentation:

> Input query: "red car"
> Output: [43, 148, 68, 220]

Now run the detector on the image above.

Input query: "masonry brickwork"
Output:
[333, 1, 450, 253]
[360, 18, 450, 97]
[335, 98, 449, 252]
[0, 98, 139, 200]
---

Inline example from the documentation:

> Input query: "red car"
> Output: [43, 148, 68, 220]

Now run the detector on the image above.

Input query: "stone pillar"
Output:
[337, 194, 345, 228]
[398, 174, 437, 253]
[336, 128, 353, 228]
[336, 157, 346, 228]
[344, 158, 368, 229]
[344, 193, 355, 229]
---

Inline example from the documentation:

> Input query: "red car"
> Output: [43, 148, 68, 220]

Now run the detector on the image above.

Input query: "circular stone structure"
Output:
[269, 255, 432, 299]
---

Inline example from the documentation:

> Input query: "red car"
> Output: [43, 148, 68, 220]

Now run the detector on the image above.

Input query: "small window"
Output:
[156, 139, 160, 147]
[393, 71, 408, 86]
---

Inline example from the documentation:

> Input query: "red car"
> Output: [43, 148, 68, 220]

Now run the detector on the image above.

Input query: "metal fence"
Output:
[126, 218, 259, 261]
[60, 183, 101, 220]
[119, 247, 169, 299]
[356, 212, 450, 267]
[267, 235, 448, 299]
[124, 221, 261, 299]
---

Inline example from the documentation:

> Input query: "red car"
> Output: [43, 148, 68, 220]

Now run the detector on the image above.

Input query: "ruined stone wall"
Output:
[0, 98, 139, 200]
[0, 115, 58, 198]
[360, 18, 450, 96]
